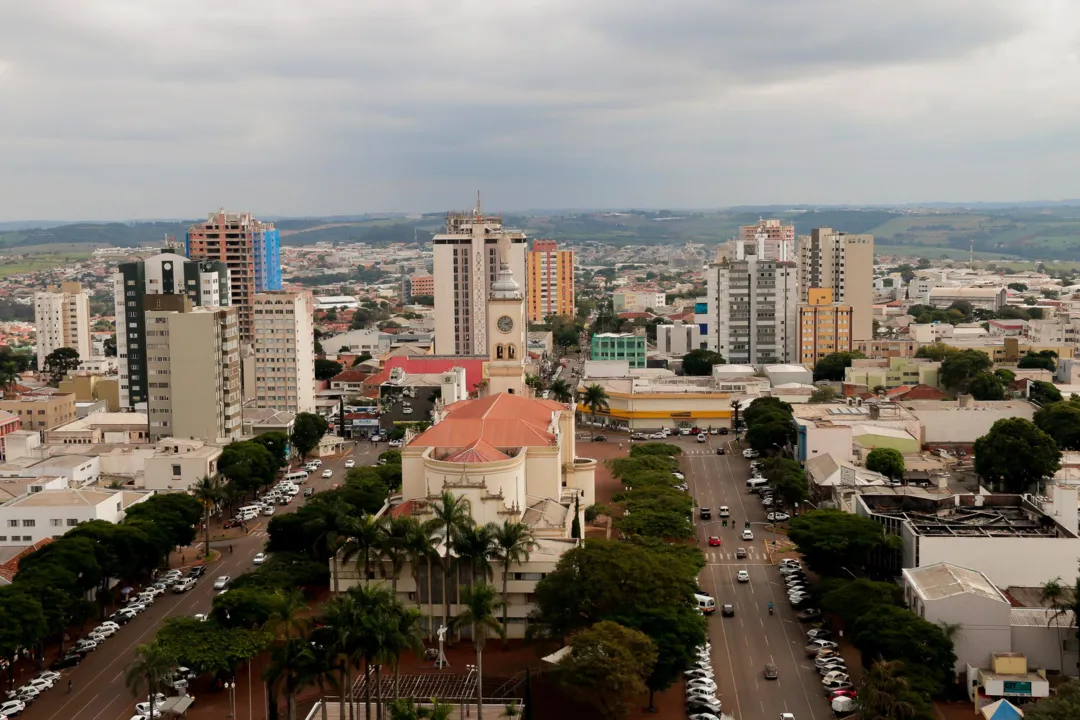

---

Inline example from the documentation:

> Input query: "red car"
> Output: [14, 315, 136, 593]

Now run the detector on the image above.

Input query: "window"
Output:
[50, 519, 62, 527]
[7, 520, 16, 528]
[172, 464, 182, 476]
[22, 519, 35, 527]
[67, 518, 78, 527]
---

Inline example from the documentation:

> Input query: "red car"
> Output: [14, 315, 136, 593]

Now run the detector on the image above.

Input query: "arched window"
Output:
[496, 345, 504, 359]
[508, 344, 516, 359]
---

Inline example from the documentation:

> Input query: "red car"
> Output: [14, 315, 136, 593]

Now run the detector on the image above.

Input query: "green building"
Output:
[590, 333, 646, 369]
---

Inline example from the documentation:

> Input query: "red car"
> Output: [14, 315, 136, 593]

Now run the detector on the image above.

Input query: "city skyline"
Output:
[2, 1, 1078, 220]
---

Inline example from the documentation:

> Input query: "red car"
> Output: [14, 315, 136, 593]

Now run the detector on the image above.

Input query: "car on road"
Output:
[0, 700, 26, 717]
[631, 432, 647, 440]
[716, 506, 729, 518]
[322, 469, 333, 478]
[193, 613, 208, 622]
[344, 459, 355, 468]
[74, 639, 98, 653]
[253, 553, 267, 565]
[780, 714, 795, 720]
[687, 714, 720, 720]
[764, 662, 778, 679]
[707, 536, 722, 547]
[699, 507, 711, 520]
[760, 496, 774, 507]
[672, 472, 685, 481]
[715, 447, 725, 455]
[767, 511, 790, 522]
[223, 518, 242, 529]
[797, 608, 822, 622]
[93, 623, 118, 637]
[721, 604, 735, 617]
[741, 529, 754, 541]
[649, 432, 666, 440]
[696, 434, 707, 443]
[388, 439, 404, 448]
[742, 449, 759, 458]
[736, 570, 750, 583]
[213, 575, 231, 590]
[142, 584, 166, 597]
[187, 565, 207, 579]
[735, 547, 746, 558]
[8, 687, 38, 703]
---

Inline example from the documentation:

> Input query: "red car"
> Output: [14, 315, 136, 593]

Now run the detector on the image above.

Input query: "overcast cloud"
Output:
[0, 0, 1076, 220]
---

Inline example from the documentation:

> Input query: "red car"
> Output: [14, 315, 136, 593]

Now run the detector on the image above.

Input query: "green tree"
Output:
[341, 515, 384, 588]
[211, 586, 282, 628]
[192, 474, 225, 559]
[124, 642, 177, 720]
[103, 335, 117, 357]
[43, 346, 81, 385]
[628, 442, 682, 458]
[556, 621, 657, 720]
[967, 371, 1006, 400]
[819, 578, 904, 628]
[252, 431, 291, 468]
[865, 448, 906, 479]
[857, 659, 933, 720]
[742, 396, 793, 426]
[809, 386, 840, 403]
[378, 515, 416, 595]
[914, 343, 953, 361]
[1031, 380, 1063, 405]
[581, 384, 610, 436]
[813, 351, 865, 382]
[851, 605, 956, 697]
[681, 349, 725, 376]
[450, 584, 504, 720]
[974, 418, 1061, 493]
[0, 588, 47, 688]
[219, 441, 278, 494]
[1019, 350, 1058, 372]
[153, 619, 271, 679]
[788, 509, 892, 577]
[940, 348, 993, 392]
[431, 492, 472, 634]
[1034, 399, 1080, 450]
[549, 378, 574, 403]
[1007, 283, 1028, 292]
[746, 418, 795, 455]
[403, 519, 440, 637]
[454, 522, 497, 590]
[292, 412, 329, 460]
[316, 359, 344, 381]
[491, 521, 533, 648]
[1026, 678, 1080, 719]
[314, 592, 361, 720]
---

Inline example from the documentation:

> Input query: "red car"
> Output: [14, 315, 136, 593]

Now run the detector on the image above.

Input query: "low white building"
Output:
[898, 398, 1036, 445]
[0, 455, 100, 487]
[142, 438, 222, 492]
[928, 286, 1007, 311]
[313, 295, 358, 310]
[657, 321, 702, 358]
[0, 487, 153, 546]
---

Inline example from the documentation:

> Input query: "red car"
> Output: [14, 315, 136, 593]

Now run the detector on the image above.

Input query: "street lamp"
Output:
[224, 679, 236, 717]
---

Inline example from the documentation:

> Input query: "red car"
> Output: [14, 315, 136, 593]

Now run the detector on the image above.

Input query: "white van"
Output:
[283, 471, 308, 484]
[746, 477, 769, 492]
[694, 593, 716, 615]
[238, 505, 261, 521]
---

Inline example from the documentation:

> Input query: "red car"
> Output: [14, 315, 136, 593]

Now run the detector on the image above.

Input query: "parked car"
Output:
[767, 512, 790, 522]
[807, 629, 832, 640]
[74, 639, 98, 653]
[303, 487, 315, 497]
[797, 608, 823, 622]
[187, 566, 207, 579]
[0, 700, 26, 717]
[253, 553, 267, 565]
[93, 624, 118, 638]
[344, 459, 355, 468]
[388, 439, 404, 448]
[213, 576, 231, 590]
[649, 432, 666, 440]
[672, 472, 685, 481]
[592, 435, 607, 442]
[742, 449, 759, 458]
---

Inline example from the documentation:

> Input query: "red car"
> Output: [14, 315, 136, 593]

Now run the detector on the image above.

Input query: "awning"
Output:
[158, 695, 195, 715]
[541, 646, 571, 665]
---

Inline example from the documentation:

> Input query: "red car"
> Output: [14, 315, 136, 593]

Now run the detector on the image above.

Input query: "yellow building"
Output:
[59, 371, 121, 411]
[526, 239, 575, 322]
[797, 288, 853, 366]
[0, 392, 77, 433]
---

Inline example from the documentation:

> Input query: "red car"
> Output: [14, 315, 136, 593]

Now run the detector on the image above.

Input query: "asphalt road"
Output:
[677, 434, 831, 720]
[23, 440, 381, 720]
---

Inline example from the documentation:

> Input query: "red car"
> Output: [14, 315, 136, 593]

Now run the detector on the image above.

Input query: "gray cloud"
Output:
[0, 1, 1073, 219]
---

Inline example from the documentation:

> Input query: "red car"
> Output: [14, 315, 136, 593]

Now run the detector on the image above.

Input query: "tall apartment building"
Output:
[796, 227, 874, 341]
[797, 288, 854, 366]
[526, 239, 575, 322]
[656, 321, 702, 357]
[113, 250, 231, 409]
[143, 296, 242, 442]
[34, 282, 91, 370]
[408, 273, 435, 298]
[740, 218, 795, 261]
[252, 291, 316, 413]
[186, 210, 282, 344]
[432, 210, 527, 355]
[706, 243, 798, 365]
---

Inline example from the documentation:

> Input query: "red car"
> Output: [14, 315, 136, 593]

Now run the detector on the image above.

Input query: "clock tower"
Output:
[485, 237, 527, 396]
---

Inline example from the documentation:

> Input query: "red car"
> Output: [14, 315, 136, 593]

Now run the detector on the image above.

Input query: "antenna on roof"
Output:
[476, 189, 482, 218]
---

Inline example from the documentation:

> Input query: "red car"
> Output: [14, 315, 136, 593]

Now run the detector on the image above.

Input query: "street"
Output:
[23, 440, 382, 720]
[678, 434, 830, 720]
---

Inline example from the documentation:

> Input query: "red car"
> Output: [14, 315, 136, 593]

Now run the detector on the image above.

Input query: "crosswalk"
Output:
[683, 448, 723, 455]
[704, 546, 766, 562]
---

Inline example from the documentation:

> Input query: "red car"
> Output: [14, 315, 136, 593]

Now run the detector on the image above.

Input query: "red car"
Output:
[708, 536, 722, 546]
[829, 689, 857, 700]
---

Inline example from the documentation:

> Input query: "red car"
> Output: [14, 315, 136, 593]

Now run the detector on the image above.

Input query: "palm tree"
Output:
[317, 593, 362, 720]
[265, 637, 316, 720]
[124, 642, 176, 720]
[1041, 577, 1073, 673]
[404, 519, 441, 638]
[0, 361, 20, 397]
[857, 659, 920, 720]
[383, 604, 424, 700]
[549, 378, 573, 404]
[491, 521, 533, 648]
[379, 516, 416, 594]
[455, 523, 497, 590]
[310, 500, 354, 595]
[450, 583, 505, 720]
[581, 384, 609, 436]
[192, 474, 224, 559]
[349, 584, 395, 720]
[430, 492, 473, 635]
[342, 515, 384, 587]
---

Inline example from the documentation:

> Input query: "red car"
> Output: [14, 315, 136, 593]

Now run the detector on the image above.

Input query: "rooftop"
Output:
[904, 562, 1008, 603]
[861, 493, 1068, 538]
[412, 393, 564, 451]
[3, 488, 122, 508]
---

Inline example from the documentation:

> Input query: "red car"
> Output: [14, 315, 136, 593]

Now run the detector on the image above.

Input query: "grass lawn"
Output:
[0, 250, 94, 278]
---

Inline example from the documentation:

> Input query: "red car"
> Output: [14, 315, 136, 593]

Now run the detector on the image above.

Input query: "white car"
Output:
[822, 672, 850, 685]
[649, 432, 666, 440]
[743, 449, 759, 458]
[686, 679, 717, 693]
[310, 459, 323, 467]
[344, 459, 355, 468]
[0, 700, 26, 717]
[213, 576, 231, 590]
[767, 512, 790, 522]
[718, 506, 730, 517]
[680, 427, 692, 436]
[253, 553, 266, 565]
[75, 639, 98, 652]
[388, 439, 403, 448]
[136, 701, 165, 716]
[142, 584, 166, 597]
[11, 686, 39, 702]
[736, 570, 750, 583]
[321, 469, 333, 478]
[35, 671, 60, 683]
[696, 434, 707, 443]
[87, 631, 108, 643]
[193, 613, 208, 622]
[26, 676, 54, 691]
[93, 624, 118, 637]
[672, 472, 685, 481]
[741, 529, 754, 541]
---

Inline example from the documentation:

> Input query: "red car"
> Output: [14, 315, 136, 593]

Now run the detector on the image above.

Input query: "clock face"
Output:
[497, 316, 514, 334]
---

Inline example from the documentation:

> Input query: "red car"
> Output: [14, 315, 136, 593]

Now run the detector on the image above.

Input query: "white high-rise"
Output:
[432, 208, 527, 355]
[34, 282, 91, 370]
[252, 291, 316, 413]
[706, 236, 797, 365]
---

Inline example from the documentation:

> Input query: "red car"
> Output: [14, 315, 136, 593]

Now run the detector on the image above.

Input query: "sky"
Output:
[2, 0, 1079, 221]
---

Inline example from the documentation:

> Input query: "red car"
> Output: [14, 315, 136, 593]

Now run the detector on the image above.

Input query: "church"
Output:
[333, 240, 596, 639]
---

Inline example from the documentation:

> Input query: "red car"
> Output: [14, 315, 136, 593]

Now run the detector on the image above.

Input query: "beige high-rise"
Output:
[252, 291, 316, 413]
[34, 282, 91, 370]
[143, 296, 242, 442]
[432, 210, 527, 355]
[796, 228, 874, 341]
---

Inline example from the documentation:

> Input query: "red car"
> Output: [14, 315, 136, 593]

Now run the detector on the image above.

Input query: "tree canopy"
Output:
[1026, 678, 1080, 720]
[974, 418, 1061, 493]
[314, 359, 343, 380]
[681, 349, 725, 376]
[788, 509, 892, 577]
[43, 346, 81, 385]
[1034, 398, 1080, 450]
[813, 351, 865, 382]
[219, 440, 278, 494]
[865, 447, 905, 479]
[1018, 350, 1058, 372]
[851, 605, 956, 696]
[939, 348, 993, 392]
[556, 621, 657, 720]
[291, 412, 329, 459]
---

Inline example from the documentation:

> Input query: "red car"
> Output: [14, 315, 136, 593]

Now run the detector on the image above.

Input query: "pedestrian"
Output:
[67, 680, 72, 693]
[230, 545, 234, 555]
